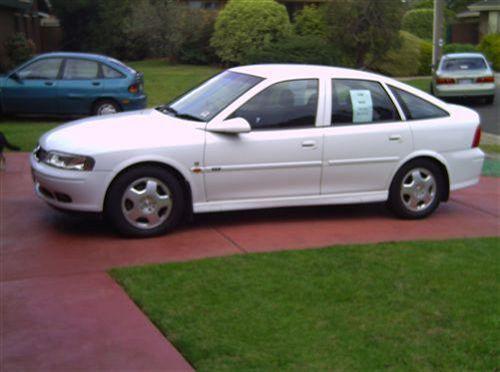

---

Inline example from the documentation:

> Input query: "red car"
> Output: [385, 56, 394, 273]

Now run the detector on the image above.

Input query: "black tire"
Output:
[105, 165, 186, 237]
[92, 99, 121, 116]
[429, 83, 434, 96]
[388, 159, 445, 219]
[485, 95, 494, 105]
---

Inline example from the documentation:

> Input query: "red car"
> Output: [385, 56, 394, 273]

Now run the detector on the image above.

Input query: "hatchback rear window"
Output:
[442, 58, 487, 71]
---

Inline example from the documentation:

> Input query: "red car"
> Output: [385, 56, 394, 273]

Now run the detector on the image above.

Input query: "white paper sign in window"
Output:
[350, 89, 373, 123]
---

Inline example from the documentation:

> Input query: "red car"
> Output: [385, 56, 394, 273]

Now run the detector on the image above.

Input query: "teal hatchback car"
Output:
[0, 52, 147, 116]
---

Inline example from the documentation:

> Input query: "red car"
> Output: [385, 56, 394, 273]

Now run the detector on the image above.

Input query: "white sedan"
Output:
[31, 64, 485, 237]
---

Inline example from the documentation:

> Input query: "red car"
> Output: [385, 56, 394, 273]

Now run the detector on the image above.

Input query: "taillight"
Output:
[472, 126, 481, 148]
[476, 76, 495, 83]
[128, 84, 139, 93]
[436, 77, 455, 85]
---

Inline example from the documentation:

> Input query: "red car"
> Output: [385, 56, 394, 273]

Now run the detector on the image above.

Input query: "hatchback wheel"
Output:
[388, 159, 444, 219]
[105, 166, 185, 237]
[93, 100, 120, 116]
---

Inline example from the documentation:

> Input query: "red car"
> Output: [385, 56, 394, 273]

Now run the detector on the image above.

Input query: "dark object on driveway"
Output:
[0, 52, 147, 116]
[0, 132, 20, 171]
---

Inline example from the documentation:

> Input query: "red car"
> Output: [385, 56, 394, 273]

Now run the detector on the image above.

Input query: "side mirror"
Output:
[206, 117, 251, 134]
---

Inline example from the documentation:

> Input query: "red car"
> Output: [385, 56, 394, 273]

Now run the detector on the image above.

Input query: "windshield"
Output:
[158, 71, 263, 122]
[442, 57, 487, 71]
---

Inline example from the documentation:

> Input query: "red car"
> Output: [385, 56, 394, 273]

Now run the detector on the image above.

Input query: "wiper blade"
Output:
[156, 105, 178, 115]
[175, 113, 204, 122]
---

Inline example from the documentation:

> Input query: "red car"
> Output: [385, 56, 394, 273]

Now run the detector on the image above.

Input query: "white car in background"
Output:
[31, 64, 484, 237]
[431, 52, 496, 104]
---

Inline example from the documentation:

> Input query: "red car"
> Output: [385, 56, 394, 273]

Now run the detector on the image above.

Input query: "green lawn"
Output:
[110, 237, 499, 371]
[405, 78, 431, 93]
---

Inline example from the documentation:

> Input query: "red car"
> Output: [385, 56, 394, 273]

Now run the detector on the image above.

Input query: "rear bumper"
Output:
[121, 94, 147, 111]
[445, 148, 485, 191]
[434, 83, 495, 98]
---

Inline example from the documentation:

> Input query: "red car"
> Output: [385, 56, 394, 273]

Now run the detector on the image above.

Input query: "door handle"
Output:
[302, 140, 317, 149]
[44, 81, 54, 86]
[389, 134, 402, 141]
[92, 82, 101, 86]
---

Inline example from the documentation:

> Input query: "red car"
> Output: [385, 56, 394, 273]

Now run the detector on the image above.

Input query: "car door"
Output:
[1, 58, 62, 114]
[58, 58, 103, 115]
[321, 79, 412, 195]
[203, 79, 324, 201]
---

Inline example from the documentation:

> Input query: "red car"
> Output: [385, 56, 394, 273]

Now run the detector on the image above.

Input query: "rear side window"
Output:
[102, 64, 124, 78]
[331, 79, 400, 125]
[63, 59, 99, 79]
[389, 86, 449, 120]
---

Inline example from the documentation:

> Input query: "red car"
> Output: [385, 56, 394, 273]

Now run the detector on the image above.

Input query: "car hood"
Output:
[40, 109, 205, 155]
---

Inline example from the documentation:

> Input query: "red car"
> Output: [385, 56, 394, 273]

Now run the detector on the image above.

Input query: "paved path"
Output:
[1, 153, 499, 371]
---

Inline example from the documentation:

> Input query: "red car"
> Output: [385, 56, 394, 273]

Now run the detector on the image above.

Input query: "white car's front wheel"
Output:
[105, 166, 185, 237]
[388, 159, 444, 219]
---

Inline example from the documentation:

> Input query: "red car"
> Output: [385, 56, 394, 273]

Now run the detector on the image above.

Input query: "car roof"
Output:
[442, 52, 486, 59]
[34, 52, 116, 63]
[230, 64, 394, 82]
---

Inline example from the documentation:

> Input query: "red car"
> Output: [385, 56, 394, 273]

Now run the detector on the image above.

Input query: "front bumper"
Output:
[121, 94, 147, 111]
[434, 83, 495, 98]
[30, 153, 107, 212]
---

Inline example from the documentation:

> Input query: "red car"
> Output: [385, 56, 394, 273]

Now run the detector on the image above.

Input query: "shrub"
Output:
[242, 35, 343, 66]
[210, 0, 292, 64]
[419, 39, 433, 75]
[443, 43, 478, 54]
[4, 33, 35, 70]
[293, 5, 328, 39]
[402, 9, 435, 40]
[372, 31, 421, 77]
[177, 9, 219, 65]
[478, 34, 500, 71]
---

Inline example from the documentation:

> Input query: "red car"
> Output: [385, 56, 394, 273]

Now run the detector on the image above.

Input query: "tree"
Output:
[325, 0, 405, 68]
[293, 5, 328, 39]
[210, 0, 292, 65]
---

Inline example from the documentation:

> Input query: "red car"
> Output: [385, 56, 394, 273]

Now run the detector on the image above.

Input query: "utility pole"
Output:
[432, 0, 445, 71]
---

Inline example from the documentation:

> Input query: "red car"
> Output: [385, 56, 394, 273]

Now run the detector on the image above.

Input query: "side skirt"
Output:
[193, 191, 388, 213]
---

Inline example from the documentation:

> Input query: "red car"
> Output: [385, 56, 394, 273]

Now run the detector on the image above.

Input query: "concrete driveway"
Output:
[1, 153, 499, 370]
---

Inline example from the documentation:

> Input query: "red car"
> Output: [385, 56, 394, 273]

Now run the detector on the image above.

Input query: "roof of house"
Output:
[468, 0, 500, 11]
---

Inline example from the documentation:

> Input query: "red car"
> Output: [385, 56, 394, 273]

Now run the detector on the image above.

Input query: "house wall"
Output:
[450, 21, 479, 44]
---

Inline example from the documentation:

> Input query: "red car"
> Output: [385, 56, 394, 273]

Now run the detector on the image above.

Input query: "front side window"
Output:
[165, 71, 263, 122]
[331, 79, 399, 125]
[389, 86, 449, 120]
[231, 79, 318, 130]
[17, 58, 63, 80]
[441, 57, 487, 71]
[63, 59, 99, 79]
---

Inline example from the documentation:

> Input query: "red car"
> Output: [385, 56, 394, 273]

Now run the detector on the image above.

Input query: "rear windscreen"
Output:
[442, 58, 487, 71]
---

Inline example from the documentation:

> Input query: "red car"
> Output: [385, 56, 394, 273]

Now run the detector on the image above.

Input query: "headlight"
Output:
[43, 150, 95, 171]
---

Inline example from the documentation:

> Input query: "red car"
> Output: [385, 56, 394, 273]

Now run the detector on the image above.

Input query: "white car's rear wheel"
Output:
[388, 159, 444, 219]
[105, 166, 185, 237]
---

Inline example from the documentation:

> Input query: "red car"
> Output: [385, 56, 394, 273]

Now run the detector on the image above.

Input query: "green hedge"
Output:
[419, 39, 433, 75]
[293, 5, 328, 38]
[402, 9, 434, 40]
[372, 31, 421, 77]
[478, 34, 500, 71]
[242, 35, 342, 66]
[443, 43, 478, 54]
